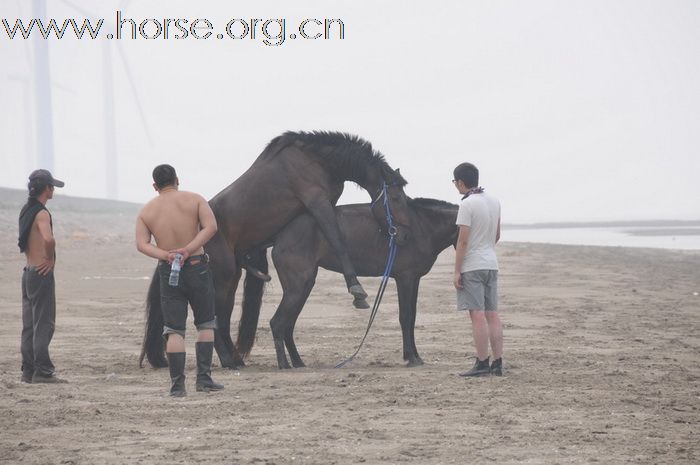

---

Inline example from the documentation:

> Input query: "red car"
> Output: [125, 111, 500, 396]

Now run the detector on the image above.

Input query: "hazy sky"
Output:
[1, 0, 698, 223]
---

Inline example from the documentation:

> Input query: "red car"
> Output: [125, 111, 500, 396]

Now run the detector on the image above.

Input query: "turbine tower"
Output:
[32, 0, 54, 171]
[61, 0, 152, 199]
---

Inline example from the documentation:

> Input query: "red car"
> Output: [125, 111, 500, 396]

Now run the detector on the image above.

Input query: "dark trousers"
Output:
[21, 267, 56, 376]
[158, 258, 217, 338]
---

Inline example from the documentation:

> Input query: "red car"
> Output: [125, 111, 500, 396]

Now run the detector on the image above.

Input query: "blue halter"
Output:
[371, 181, 398, 238]
[336, 182, 399, 368]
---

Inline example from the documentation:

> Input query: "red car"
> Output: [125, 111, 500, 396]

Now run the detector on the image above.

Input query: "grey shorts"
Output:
[456, 270, 498, 311]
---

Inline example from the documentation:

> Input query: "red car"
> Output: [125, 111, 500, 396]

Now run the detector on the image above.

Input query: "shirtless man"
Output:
[135, 164, 223, 396]
[18, 169, 67, 384]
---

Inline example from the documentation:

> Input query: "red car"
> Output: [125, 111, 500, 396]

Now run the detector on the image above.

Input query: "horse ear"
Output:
[396, 168, 401, 174]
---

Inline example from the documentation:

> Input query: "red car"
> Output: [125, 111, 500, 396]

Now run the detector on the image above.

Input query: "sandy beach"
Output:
[0, 189, 698, 465]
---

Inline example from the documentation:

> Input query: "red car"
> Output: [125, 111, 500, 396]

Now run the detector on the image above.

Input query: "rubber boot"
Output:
[167, 352, 187, 397]
[195, 342, 224, 392]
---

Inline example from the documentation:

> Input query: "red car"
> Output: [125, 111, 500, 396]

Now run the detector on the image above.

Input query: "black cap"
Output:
[28, 169, 65, 188]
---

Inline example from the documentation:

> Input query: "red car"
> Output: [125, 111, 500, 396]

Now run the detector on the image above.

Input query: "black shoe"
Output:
[31, 373, 68, 384]
[167, 352, 187, 397]
[490, 358, 503, 376]
[21, 365, 33, 383]
[195, 342, 224, 393]
[459, 357, 491, 377]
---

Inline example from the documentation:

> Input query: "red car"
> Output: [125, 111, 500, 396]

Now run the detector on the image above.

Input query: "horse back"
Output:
[209, 145, 343, 251]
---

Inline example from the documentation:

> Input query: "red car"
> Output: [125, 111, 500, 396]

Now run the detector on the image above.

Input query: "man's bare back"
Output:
[136, 188, 217, 262]
[136, 165, 224, 396]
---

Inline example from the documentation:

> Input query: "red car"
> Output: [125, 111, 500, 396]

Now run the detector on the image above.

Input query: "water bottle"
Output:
[169, 253, 183, 286]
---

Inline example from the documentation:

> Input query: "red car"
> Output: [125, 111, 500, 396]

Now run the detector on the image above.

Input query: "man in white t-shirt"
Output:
[452, 162, 503, 377]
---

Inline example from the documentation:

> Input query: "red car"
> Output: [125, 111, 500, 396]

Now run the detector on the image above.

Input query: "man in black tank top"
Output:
[18, 169, 68, 384]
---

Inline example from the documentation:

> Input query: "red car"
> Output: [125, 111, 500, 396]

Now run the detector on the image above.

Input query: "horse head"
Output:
[369, 166, 412, 245]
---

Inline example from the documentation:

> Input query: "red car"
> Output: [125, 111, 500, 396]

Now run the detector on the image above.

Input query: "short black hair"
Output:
[27, 179, 50, 198]
[152, 164, 177, 188]
[453, 163, 479, 188]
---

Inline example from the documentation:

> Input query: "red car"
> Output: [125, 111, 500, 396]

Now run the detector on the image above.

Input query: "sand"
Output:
[0, 190, 698, 464]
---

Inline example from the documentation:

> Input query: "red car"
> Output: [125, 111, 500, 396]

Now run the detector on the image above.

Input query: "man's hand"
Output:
[453, 271, 463, 289]
[168, 248, 190, 264]
[36, 258, 55, 276]
[454, 226, 470, 289]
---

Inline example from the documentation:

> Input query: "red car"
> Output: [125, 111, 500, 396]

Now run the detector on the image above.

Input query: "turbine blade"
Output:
[116, 43, 154, 146]
[60, 0, 151, 144]
[58, 0, 102, 27]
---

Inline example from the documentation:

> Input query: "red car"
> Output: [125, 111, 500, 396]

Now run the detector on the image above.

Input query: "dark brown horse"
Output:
[141, 131, 411, 368]
[235, 198, 458, 369]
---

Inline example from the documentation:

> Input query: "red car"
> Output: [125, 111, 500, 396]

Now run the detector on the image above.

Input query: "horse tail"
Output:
[139, 267, 168, 368]
[236, 249, 268, 358]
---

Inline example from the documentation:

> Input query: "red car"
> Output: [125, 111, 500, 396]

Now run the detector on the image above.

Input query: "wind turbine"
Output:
[58, 0, 153, 199]
[11, 0, 75, 176]
[32, 0, 55, 172]
[8, 72, 35, 174]
[8, 15, 35, 173]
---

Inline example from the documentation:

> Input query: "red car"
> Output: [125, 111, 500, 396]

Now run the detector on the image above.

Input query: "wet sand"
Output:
[0, 191, 698, 464]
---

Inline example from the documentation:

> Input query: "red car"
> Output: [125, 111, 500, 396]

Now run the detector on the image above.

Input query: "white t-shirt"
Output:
[456, 192, 501, 272]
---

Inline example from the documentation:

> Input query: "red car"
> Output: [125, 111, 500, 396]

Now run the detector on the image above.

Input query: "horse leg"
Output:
[284, 269, 318, 368]
[213, 269, 244, 369]
[207, 232, 244, 369]
[270, 279, 316, 369]
[270, 291, 301, 369]
[397, 275, 423, 367]
[269, 299, 290, 370]
[409, 276, 423, 365]
[270, 250, 317, 369]
[272, 333, 290, 369]
[304, 198, 368, 308]
[285, 334, 305, 368]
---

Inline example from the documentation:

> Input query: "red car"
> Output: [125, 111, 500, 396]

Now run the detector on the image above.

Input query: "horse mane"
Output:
[264, 131, 407, 186]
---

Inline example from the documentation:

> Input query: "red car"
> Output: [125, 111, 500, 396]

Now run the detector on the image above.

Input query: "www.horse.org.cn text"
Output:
[2, 11, 346, 47]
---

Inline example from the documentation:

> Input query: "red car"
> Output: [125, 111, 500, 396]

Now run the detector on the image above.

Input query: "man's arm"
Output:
[454, 225, 470, 289]
[35, 210, 56, 275]
[496, 217, 501, 243]
[135, 214, 169, 261]
[171, 195, 218, 261]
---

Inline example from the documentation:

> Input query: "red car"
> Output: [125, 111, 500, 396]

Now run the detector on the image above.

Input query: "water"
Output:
[169, 253, 183, 286]
[502, 225, 700, 250]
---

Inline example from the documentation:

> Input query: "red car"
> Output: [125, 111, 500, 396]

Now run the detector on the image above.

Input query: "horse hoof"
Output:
[348, 284, 368, 300]
[245, 265, 272, 282]
[406, 359, 424, 368]
[353, 297, 370, 309]
[223, 363, 244, 370]
[222, 359, 245, 370]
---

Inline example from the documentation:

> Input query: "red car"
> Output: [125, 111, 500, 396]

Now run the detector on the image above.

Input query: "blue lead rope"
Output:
[336, 183, 399, 368]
